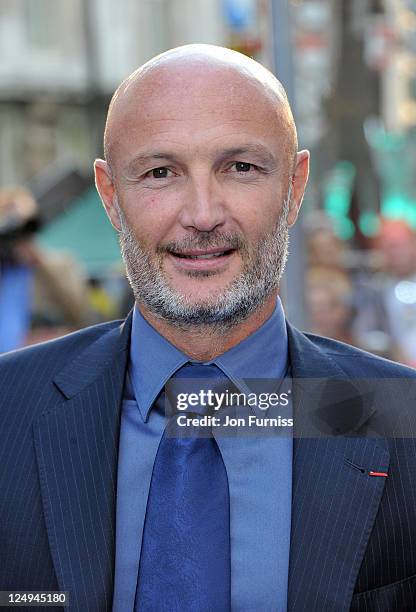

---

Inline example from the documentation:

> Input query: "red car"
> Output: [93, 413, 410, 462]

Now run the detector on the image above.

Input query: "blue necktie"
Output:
[134, 363, 231, 611]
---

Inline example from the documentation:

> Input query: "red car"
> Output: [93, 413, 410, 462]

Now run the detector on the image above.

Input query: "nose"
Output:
[178, 174, 226, 232]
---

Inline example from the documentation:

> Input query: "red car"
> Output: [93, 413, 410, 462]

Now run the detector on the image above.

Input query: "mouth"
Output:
[167, 247, 237, 270]
[169, 248, 235, 260]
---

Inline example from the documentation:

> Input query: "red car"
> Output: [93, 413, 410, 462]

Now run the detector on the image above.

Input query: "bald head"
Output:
[95, 44, 310, 338]
[103, 44, 298, 172]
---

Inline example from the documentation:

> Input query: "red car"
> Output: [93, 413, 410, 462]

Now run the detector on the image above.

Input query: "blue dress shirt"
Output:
[112, 299, 292, 611]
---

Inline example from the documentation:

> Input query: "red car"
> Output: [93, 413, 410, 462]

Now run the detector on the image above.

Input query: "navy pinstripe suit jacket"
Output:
[1, 312, 416, 612]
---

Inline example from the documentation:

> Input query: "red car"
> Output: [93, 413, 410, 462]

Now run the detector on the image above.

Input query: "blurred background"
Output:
[0, 0, 415, 367]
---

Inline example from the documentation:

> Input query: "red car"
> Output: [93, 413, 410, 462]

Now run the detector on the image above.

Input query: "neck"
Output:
[137, 294, 279, 361]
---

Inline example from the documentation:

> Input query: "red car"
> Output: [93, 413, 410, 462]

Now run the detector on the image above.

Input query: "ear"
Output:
[287, 150, 310, 227]
[94, 159, 122, 231]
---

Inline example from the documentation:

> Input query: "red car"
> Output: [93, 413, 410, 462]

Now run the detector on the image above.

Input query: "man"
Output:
[0, 187, 88, 352]
[352, 219, 416, 364]
[375, 220, 416, 367]
[1, 45, 416, 612]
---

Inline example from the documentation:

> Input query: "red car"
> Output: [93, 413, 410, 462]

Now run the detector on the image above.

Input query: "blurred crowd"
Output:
[305, 212, 416, 369]
[0, 186, 129, 352]
[1, 185, 416, 369]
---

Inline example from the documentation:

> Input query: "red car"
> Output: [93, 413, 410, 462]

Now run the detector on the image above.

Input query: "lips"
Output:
[169, 248, 234, 260]
[167, 247, 236, 270]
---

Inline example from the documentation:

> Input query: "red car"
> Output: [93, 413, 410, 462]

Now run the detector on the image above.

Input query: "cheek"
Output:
[122, 191, 178, 240]
[236, 204, 282, 243]
[228, 183, 285, 224]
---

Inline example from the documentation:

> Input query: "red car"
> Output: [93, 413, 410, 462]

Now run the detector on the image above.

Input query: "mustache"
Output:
[158, 231, 247, 254]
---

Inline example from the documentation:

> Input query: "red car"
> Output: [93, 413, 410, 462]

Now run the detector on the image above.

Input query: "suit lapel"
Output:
[33, 315, 132, 612]
[286, 325, 390, 611]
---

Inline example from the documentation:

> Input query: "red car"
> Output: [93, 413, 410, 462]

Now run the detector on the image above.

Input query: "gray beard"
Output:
[117, 191, 290, 331]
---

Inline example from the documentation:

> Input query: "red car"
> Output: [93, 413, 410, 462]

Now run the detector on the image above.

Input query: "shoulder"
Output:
[0, 319, 124, 387]
[0, 318, 128, 454]
[299, 329, 416, 379]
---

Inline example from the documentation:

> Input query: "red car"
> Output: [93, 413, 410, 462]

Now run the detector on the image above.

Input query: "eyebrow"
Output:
[124, 153, 175, 175]
[123, 144, 278, 175]
[215, 145, 277, 168]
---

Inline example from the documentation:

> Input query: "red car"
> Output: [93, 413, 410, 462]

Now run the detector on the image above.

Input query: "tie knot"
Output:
[166, 363, 232, 417]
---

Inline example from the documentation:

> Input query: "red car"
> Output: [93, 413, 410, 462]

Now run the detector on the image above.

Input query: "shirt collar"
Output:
[214, 297, 288, 385]
[129, 298, 288, 421]
[129, 307, 188, 421]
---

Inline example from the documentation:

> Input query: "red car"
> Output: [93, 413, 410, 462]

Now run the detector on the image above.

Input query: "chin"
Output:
[175, 277, 231, 294]
[178, 290, 229, 311]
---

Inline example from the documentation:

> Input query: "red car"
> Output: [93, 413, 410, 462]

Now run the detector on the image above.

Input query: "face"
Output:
[308, 230, 344, 269]
[381, 235, 416, 278]
[96, 64, 309, 328]
[308, 286, 351, 337]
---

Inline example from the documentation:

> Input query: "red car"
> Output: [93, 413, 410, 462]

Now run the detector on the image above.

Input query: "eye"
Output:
[225, 162, 259, 175]
[234, 162, 253, 173]
[148, 167, 172, 179]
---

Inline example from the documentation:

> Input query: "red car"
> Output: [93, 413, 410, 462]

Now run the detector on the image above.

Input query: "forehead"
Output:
[107, 65, 292, 169]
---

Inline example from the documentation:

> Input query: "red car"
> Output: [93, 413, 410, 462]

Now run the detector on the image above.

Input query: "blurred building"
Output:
[5, 0, 415, 225]
[0, 0, 226, 186]
[365, 0, 416, 229]
[382, 0, 416, 131]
